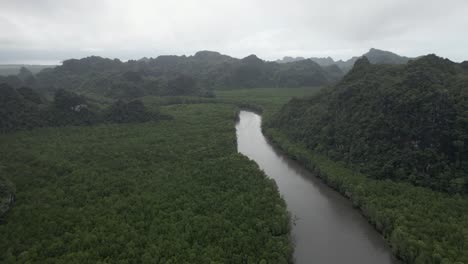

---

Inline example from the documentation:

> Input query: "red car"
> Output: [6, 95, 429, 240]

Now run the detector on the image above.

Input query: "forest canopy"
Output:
[0, 84, 162, 133]
[0, 104, 291, 263]
[270, 55, 468, 194]
[28, 51, 343, 100]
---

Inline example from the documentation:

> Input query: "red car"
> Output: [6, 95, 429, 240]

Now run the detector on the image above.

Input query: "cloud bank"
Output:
[1, 0, 467, 64]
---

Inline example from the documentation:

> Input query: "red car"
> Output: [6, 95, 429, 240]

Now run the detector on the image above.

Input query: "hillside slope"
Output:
[270, 55, 468, 193]
[32, 51, 342, 99]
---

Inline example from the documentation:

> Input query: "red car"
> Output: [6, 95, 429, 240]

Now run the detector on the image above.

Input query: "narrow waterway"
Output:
[235, 111, 398, 264]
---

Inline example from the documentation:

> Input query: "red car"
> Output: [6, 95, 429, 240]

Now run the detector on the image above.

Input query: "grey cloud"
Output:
[0, 0, 467, 64]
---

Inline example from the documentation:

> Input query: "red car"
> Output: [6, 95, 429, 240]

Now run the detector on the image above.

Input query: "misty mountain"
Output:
[31, 51, 342, 99]
[275, 56, 306, 63]
[308, 57, 336, 66]
[310, 48, 411, 72]
[365, 48, 411, 64]
[0, 65, 54, 76]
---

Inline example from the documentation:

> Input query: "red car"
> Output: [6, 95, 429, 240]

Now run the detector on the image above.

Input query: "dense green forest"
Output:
[2, 51, 341, 100]
[264, 55, 468, 263]
[2, 48, 467, 264]
[0, 104, 291, 263]
[264, 129, 468, 264]
[217, 87, 468, 263]
[271, 55, 468, 194]
[0, 82, 164, 133]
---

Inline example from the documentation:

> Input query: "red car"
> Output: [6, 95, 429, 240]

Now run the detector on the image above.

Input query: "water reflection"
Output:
[236, 111, 398, 264]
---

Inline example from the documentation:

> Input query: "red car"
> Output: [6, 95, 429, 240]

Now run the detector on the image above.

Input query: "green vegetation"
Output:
[271, 55, 468, 194]
[0, 104, 291, 263]
[2, 47, 465, 264]
[31, 52, 341, 100]
[0, 84, 162, 133]
[216, 87, 323, 120]
[0, 83, 43, 133]
[264, 128, 468, 264]
[192, 85, 468, 263]
[266, 55, 468, 263]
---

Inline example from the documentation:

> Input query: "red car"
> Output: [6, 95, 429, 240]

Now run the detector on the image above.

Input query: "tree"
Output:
[53, 89, 87, 111]
[105, 100, 153, 123]
[165, 74, 198, 96]
[0, 83, 41, 132]
[48, 89, 97, 126]
[17, 87, 42, 104]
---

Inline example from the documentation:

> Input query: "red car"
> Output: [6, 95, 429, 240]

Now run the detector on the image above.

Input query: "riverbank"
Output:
[217, 87, 467, 263]
[263, 127, 468, 263]
[237, 110, 397, 263]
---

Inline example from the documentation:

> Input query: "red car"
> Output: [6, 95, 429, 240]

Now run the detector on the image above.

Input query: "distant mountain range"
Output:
[277, 48, 411, 72]
[0, 48, 414, 99]
[0, 51, 344, 99]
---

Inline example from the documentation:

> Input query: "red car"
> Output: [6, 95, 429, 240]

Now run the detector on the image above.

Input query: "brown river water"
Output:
[236, 111, 398, 264]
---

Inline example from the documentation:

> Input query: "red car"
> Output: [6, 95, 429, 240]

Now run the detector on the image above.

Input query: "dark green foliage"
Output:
[165, 74, 198, 96]
[0, 75, 23, 89]
[228, 55, 276, 88]
[105, 100, 154, 123]
[210, 87, 468, 263]
[122, 71, 143, 83]
[0, 86, 165, 133]
[0, 83, 42, 133]
[271, 55, 468, 193]
[322, 64, 344, 80]
[276, 60, 331, 87]
[61, 56, 123, 74]
[45, 89, 98, 126]
[33, 52, 342, 100]
[53, 89, 87, 111]
[0, 104, 291, 263]
[264, 128, 468, 264]
[17, 87, 42, 104]
[153, 87, 468, 264]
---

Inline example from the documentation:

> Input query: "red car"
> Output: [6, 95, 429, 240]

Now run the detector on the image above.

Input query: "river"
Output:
[235, 111, 398, 264]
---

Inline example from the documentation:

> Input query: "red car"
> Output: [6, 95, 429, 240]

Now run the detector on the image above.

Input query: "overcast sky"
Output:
[1, 0, 467, 64]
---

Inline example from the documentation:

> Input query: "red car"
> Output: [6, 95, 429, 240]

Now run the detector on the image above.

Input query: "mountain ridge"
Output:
[277, 48, 412, 72]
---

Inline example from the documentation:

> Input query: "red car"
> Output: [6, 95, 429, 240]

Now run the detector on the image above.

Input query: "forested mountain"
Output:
[1, 49, 408, 102]
[364, 48, 411, 64]
[310, 48, 411, 73]
[307, 57, 336, 66]
[270, 54, 468, 193]
[28, 51, 341, 99]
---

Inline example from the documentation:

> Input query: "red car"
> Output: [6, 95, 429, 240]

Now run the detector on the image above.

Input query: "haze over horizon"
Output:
[1, 0, 467, 64]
